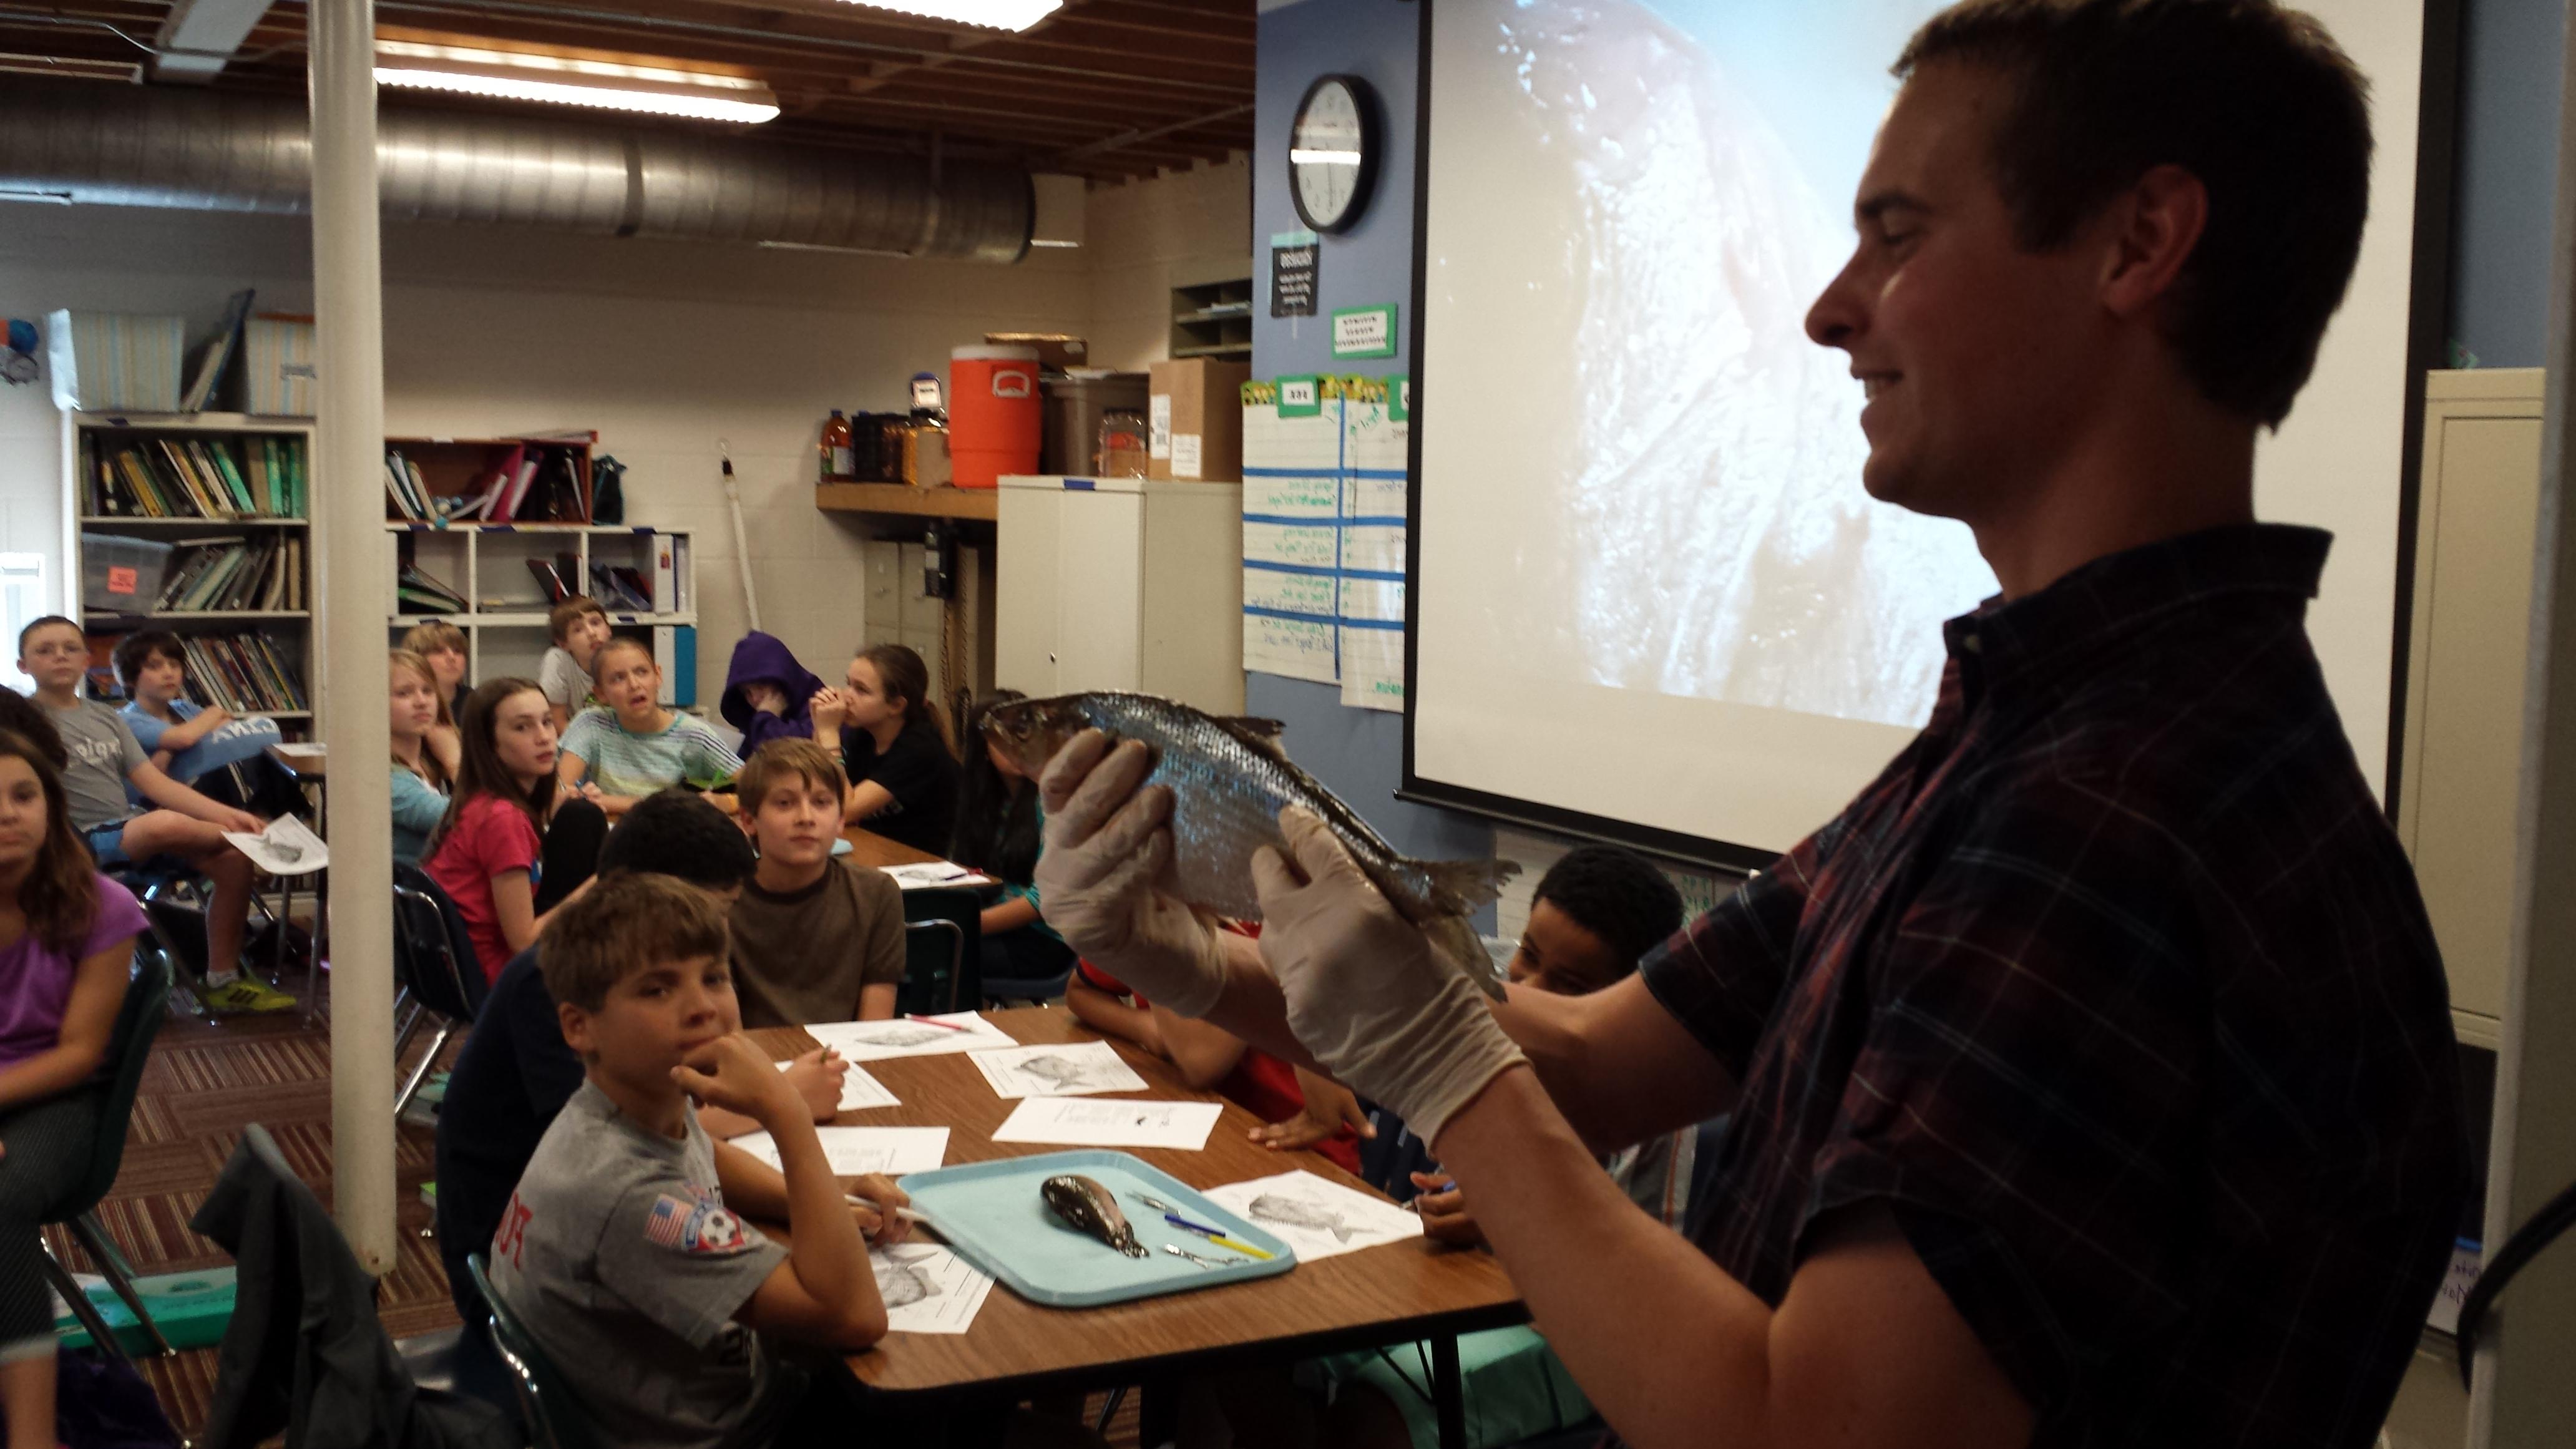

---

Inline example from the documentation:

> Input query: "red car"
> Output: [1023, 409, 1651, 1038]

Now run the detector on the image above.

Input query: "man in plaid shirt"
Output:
[1031, 1, 2466, 1445]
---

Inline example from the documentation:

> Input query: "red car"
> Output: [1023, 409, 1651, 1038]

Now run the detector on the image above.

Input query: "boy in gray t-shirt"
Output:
[15, 617, 291, 1014]
[484, 874, 910, 1449]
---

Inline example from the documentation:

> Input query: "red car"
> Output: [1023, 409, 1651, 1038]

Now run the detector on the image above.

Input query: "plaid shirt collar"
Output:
[1943, 524, 2333, 705]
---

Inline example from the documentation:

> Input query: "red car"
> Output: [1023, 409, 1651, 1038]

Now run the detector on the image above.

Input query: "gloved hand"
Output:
[1034, 729, 1231, 1017]
[1251, 807, 1528, 1147]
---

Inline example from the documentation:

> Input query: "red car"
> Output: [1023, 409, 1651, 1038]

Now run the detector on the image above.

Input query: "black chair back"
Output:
[393, 862, 488, 1021]
[897, 886, 983, 1015]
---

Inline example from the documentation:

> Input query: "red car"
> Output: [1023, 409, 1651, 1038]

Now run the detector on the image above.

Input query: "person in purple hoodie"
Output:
[720, 632, 843, 756]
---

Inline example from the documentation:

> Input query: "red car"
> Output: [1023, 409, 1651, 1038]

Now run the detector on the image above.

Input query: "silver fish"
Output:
[986, 692, 1520, 997]
[1041, 1174, 1148, 1257]
[1247, 1193, 1357, 1243]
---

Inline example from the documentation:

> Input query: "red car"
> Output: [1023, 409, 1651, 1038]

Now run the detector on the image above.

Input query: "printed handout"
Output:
[967, 1041, 1149, 1099]
[222, 815, 329, 875]
[774, 1058, 900, 1112]
[805, 1013, 1018, 1063]
[987, 1096, 1224, 1151]
[871, 1244, 995, 1334]
[1201, 1170, 1423, 1261]
[729, 1126, 950, 1177]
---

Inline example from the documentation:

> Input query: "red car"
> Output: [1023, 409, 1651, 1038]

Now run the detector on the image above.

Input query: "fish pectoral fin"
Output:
[1418, 856, 1521, 913]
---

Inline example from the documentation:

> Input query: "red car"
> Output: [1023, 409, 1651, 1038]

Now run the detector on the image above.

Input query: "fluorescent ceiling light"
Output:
[374, 39, 779, 123]
[834, 0, 1062, 32]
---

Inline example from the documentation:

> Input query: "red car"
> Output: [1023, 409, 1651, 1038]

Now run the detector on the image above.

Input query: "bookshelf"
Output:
[386, 523, 702, 706]
[62, 411, 318, 729]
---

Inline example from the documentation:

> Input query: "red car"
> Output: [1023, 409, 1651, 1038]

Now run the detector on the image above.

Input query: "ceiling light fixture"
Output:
[374, 39, 781, 124]
[834, 0, 1063, 34]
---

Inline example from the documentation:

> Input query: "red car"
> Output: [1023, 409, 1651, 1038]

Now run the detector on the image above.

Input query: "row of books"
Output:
[86, 435, 308, 520]
[181, 634, 308, 714]
[154, 535, 304, 613]
[386, 444, 587, 524]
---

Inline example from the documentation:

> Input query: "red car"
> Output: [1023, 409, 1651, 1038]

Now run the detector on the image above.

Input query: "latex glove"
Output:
[1033, 730, 1229, 1016]
[1251, 806, 1528, 1147]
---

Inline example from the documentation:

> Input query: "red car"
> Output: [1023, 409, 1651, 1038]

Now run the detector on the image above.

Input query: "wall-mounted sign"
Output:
[1332, 305, 1397, 359]
[1272, 229, 1319, 318]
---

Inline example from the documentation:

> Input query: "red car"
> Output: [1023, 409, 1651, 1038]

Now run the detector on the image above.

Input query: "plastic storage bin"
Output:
[80, 533, 176, 615]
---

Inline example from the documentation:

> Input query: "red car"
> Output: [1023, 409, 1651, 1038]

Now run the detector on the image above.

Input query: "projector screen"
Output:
[1405, 0, 2431, 865]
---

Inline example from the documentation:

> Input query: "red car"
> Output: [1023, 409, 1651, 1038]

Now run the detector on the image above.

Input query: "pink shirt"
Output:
[0, 874, 146, 1068]
[425, 793, 541, 984]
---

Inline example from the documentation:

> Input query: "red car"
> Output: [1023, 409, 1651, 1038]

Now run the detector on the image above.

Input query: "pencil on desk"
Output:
[904, 1013, 972, 1033]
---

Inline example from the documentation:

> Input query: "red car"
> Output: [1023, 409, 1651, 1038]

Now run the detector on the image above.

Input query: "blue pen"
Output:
[1162, 1212, 1277, 1260]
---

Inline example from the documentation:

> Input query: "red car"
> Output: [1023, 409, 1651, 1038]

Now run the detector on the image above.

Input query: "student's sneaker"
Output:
[198, 976, 299, 1014]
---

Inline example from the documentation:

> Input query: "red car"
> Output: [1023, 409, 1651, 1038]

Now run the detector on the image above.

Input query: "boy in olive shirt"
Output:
[728, 739, 906, 1027]
[485, 873, 908, 1449]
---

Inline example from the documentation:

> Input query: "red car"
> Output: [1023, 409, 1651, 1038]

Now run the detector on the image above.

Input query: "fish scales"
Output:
[985, 692, 1518, 992]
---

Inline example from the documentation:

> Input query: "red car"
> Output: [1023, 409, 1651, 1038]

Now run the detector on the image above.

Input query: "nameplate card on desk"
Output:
[988, 1096, 1224, 1151]
[968, 1041, 1150, 1099]
[774, 1058, 900, 1112]
[1201, 1170, 1423, 1262]
[728, 1126, 950, 1177]
[807, 1013, 1018, 1062]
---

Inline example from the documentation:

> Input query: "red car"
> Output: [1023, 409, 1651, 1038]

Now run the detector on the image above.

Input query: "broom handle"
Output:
[722, 451, 761, 633]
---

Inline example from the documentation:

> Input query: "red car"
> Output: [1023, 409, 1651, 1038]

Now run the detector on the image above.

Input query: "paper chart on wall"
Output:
[728, 1126, 950, 1176]
[872, 1244, 995, 1335]
[1199, 1169, 1423, 1262]
[1339, 379, 1408, 712]
[967, 1040, 1151, 1098]
[1241, 375, 1412, 704]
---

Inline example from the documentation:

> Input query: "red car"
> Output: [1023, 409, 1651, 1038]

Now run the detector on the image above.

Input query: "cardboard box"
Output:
[1148, 358, 1251, 481]
[984, 332, 1089, 372]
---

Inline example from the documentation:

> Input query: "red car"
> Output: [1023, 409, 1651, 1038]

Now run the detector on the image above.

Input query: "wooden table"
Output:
[744, 1009, 1526, 1443]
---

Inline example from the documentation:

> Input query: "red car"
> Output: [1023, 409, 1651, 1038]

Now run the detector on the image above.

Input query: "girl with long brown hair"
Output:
[0, 728, 149, 1447]
[829, 642, 959, 854]
[422, 678, 606, 983]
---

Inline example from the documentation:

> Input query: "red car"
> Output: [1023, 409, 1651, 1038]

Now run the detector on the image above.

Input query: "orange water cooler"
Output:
[948, 345, 1041, 488]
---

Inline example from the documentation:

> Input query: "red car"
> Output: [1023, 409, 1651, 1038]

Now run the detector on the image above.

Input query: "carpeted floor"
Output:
[42, 982, 453, 1437]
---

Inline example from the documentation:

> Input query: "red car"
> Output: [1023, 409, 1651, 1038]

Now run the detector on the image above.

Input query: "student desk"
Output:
[744, 1009, 1529, 1448]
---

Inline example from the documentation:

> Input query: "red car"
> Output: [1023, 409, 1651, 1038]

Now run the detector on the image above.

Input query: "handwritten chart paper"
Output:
[1241, 375, 1410, 709]
[988, 1097, 1226, 1151]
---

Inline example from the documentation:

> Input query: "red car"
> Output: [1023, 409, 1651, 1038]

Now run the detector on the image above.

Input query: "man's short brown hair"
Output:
[539, 872, 730, 1012]
[735, 737, 848, 813]
[1896, 0, 2371, 427]
[547, 594, 607, 645]
[402, 619, 467, 656]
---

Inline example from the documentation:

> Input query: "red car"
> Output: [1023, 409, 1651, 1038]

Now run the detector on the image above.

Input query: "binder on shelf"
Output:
[654, 625, 696, 707]
[181, 290, 254, 414]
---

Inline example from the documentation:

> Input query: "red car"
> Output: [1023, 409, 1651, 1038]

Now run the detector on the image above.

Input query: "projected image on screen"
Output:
[1495, 0, 1989, 728]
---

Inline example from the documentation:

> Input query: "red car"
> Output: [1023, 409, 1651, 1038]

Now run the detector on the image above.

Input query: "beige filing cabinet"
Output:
[995, 475, 1245, 713]
[2399, 368, 2546, 1047]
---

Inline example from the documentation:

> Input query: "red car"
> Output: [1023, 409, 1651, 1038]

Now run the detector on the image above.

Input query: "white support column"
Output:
[308, 0, 396, 1273]
[2472, 9, 2576, 1443]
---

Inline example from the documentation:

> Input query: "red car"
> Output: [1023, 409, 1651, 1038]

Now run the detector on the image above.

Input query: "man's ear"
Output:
[2097, 162, 2208, 320]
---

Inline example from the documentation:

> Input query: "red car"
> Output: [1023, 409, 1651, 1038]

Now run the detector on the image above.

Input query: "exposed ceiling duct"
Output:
[0, 79, 1035, 261]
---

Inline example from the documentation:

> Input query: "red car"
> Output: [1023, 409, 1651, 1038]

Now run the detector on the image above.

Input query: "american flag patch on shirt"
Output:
[645, 1194, 695, 1249]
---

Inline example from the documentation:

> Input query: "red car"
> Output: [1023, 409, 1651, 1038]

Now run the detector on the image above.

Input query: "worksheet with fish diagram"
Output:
[1202, 1170, 1423, 1261]
[968, 1041, 1151, 1098]
[871, 1244, 995, 1335]
[988, 1097, 1226, 1151]
[806, 1012, 1018, 1063]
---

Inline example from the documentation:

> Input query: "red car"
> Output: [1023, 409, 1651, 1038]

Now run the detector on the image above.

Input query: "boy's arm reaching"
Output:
[128, 759, 261, 833]
[680, 1035, 886, 1349]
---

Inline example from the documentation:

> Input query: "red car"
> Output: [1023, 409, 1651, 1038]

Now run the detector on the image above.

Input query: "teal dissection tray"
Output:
[900, 1149, 1295, 1308]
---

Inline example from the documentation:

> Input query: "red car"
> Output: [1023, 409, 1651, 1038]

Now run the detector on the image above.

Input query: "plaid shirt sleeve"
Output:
[1800, 774, 2205, 1420]
[1640, 816, 1842, 1081]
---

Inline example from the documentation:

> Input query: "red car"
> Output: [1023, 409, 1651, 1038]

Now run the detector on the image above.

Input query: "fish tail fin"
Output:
[1420, 856, 1521, 915]
[1427, 913, 1507, 1001]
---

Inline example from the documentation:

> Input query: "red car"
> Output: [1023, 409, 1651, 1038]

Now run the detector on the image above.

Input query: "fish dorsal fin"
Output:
[1221, 715, 1286, 738]
[1217, 715, 1295, 765]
